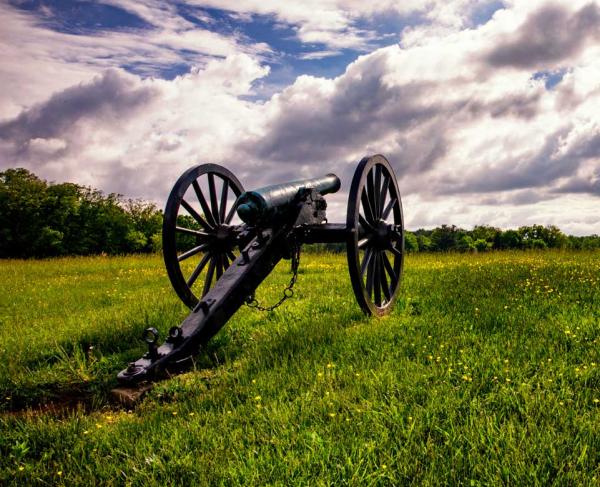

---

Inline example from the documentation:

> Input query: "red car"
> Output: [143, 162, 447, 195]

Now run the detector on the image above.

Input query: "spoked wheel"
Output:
[347, 155, 404, 316]
[163, 164, 244, 308]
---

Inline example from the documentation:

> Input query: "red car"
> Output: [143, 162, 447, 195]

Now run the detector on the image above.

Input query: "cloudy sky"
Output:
[0, 0, 599, 234]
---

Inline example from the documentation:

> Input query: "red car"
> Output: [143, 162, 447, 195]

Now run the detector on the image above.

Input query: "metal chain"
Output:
[245, 243, 301, 312]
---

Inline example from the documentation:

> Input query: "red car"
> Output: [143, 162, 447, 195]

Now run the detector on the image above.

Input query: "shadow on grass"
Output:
[3, 300, 382, 416]
[2, 324, 245, 416]
[1, 375, 115, 417]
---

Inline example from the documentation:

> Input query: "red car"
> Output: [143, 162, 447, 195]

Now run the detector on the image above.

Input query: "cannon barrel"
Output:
[237, 173, 341, 225]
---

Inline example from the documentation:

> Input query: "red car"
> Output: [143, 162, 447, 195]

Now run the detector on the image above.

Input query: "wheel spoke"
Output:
[373, 165, 382, 218]
[358, 235, 373, 249]
[391, 230, 403, 242]
[359, 213, 375, 234]
[389, 245, 402, 259]
[361, 188, 375, 224]
[380, 272, 392, 302]
[380, 258, 391, 302]
[381, 252, 398, 285]
[360, 247, 373, 277]
[192, 180, 217, 228]
[202, 257, 216, 297]
[373, 252, 382, 306]
[224, 199, 238, 224]
[176, 226, 210, 238]
[222, 252, 231, 270]
[215, 253, 223, 279]
[379, 175, 390, 216]
[226, 249, 237, 262]
[382, 197, 397, 221]
[208, 173, 219, 223]
[177, 243, 209, 262]
[219, 179, 229, 223]
[366, 253, 375, 297]
[366, 169, 377, 219]
[186, 252, 211, 287]
[181, 199, 213, 230]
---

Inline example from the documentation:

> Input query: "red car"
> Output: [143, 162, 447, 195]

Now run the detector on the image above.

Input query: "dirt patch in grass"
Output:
[2, 391, 97, 418]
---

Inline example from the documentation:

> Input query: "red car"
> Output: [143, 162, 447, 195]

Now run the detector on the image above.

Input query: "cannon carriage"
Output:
[118, 154, 404, 384]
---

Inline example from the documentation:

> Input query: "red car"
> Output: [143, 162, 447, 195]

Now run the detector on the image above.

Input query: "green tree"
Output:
[473, 239, 491, 252]
[529, 238, 548, 249]
[471, 225, 499, 244]
[580, 235, 600, 250]
[125, 230, 148, 252]
[122, 199, 163, 251]
[416, 234, 432, 251]
[404, 232, 419, 252]
[456, 235, 475, 252]
[0, 168, 48, 257]
[431, 225, 461, 251]
[519, 225, 566, 249]
[494, 229, 522, 250]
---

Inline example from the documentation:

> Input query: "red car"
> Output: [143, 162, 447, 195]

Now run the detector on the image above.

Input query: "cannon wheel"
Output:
[346, 155, 404, 316]
[163, 164, 244, 308]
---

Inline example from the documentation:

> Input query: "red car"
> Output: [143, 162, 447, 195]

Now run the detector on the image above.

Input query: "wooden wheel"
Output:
[346, 155, 404, 316]
[163, 164, 244, 308]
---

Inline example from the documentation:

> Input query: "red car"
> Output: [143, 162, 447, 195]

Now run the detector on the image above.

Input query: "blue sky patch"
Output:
[11, 0, 151, 34]
[471, 1, 505, 27]
[532, 68, 568, 89]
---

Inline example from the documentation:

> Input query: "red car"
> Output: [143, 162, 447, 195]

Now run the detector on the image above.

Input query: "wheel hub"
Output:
[371, 220, 394, 250]
[203, 224, 240, 253]
[215, 224, 233, 241]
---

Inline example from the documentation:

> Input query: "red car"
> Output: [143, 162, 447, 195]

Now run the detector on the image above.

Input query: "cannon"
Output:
[117, 155, 404, 384]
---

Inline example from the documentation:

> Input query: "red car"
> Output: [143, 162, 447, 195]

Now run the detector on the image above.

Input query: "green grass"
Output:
[1, 251, 598, 485]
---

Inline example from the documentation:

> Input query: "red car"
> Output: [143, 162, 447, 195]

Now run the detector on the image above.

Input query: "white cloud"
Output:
[28, 138, 68, 156]
[0, 54, 269, 201]
[298, 50, 343, 60]
[0, 2, 269, 118]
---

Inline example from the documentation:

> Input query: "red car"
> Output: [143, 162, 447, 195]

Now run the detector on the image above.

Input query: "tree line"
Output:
[0, 168, 162, 258]
[404, 224, 600, 252]
[1, 168, 599, 258]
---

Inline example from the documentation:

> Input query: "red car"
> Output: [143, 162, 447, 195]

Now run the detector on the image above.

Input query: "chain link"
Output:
[245, 243, 301, 312]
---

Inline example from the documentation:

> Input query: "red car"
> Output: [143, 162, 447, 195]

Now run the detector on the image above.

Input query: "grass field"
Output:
[0, 250, 598, 485]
